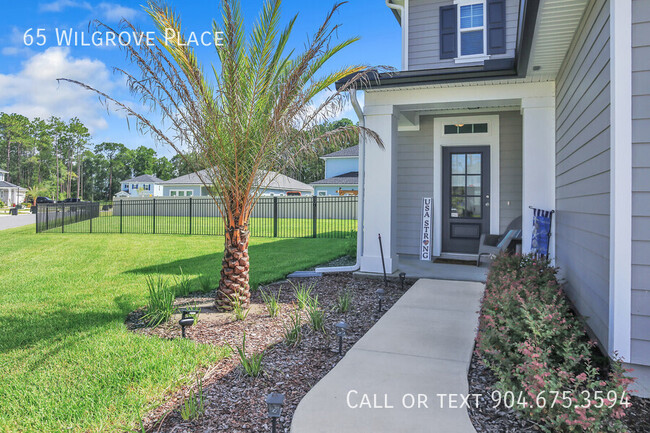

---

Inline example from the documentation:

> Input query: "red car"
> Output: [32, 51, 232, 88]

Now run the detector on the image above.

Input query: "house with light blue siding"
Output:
[336, 0, 649, 394]
[118, 174, 164, 197]
[311, 145, 359, 196]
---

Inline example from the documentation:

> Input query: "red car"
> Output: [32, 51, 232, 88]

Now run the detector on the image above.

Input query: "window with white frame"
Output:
[170, 190, 193, 197]
[317, 191, 326, 196]
[458, 1, 485, 57]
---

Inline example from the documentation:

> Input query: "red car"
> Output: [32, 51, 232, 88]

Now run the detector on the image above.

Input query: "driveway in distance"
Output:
[0, 214, 35, 231]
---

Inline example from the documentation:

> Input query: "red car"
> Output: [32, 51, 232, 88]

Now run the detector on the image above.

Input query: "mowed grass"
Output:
[0, 225, 346, 432]
[44, 214, 357, 239]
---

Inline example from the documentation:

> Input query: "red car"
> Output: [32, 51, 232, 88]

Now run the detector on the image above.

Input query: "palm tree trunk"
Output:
[216, 226, 251, 310]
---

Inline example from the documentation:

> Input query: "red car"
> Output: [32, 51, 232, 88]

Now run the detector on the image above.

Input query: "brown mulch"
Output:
[126, 272, 413, 433]
[467, 351, 650, 433]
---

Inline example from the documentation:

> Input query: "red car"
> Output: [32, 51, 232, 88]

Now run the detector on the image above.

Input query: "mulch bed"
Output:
[467, 351, 650, 433]
[126, 272, 413, 433]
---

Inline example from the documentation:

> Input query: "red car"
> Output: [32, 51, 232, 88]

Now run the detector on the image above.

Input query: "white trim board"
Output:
[433, 114, 500, 257]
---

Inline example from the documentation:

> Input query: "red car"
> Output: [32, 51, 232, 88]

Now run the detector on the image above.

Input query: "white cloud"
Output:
[39, 0, 92, 12]
[97, 2, 140, 22]
[0, 47, 119, 131]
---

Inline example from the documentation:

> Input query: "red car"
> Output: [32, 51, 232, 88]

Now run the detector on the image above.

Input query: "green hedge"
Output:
[476, 254, 633, 432]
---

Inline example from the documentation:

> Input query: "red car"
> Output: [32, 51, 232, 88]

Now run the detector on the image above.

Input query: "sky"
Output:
[0, 0, 401, 158]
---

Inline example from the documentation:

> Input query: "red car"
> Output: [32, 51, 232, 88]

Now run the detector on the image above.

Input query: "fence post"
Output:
[153, 199, 156, 234]
[45, 205, 49, 231]
[273, 197, 278, 238]
[89, 203, 93, 233]
[189, 197, 192, 235]
[61, 203, 65, 233]
[312, 196, 317, 238]
[120, 200, 123, 234]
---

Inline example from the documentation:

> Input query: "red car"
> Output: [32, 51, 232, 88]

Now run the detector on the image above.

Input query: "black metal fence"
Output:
[35, 196, 358, 239]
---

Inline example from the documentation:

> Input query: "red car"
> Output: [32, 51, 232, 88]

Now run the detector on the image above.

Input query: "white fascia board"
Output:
[608, 0, 632, 361]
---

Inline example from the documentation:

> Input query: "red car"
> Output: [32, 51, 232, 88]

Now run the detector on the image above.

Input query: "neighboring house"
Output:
[161, 169, 314, 197]
[119, 174, 164, 197]
[340, 0, 649, 390]
[0, 169, 26, 205]
[311, 145, 359, 196]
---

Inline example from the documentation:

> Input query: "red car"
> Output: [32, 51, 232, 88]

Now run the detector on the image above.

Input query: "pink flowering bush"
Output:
[476, 254, 633, 432]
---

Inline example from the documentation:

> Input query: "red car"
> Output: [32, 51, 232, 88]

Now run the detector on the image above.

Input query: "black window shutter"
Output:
[439, 5, 457, 59]
[487, 0, 506, 55]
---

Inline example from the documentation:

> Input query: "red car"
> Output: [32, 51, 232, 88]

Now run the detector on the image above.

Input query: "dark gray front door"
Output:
[442, 146, 490, 254]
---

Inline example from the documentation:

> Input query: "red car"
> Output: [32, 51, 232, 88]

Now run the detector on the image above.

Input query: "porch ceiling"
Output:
[397, 98, 521, 113]
[525, 0, 590, 81]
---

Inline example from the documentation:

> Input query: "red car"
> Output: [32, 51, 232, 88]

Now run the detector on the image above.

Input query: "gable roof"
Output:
[164, 169, 314, 192]
[0, 180, 19, 188]
[121, 174, 164, 184]
[321, 145, 359, 158]
[311, 171, 359, 186]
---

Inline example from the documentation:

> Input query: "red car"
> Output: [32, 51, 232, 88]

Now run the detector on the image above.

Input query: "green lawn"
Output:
[0, 225, 347, 432]
[42, 214, 357, 239]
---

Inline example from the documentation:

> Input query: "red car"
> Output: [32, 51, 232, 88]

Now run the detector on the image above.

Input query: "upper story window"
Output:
[459, 2, 485, 56]
[439, 0, 506, 62]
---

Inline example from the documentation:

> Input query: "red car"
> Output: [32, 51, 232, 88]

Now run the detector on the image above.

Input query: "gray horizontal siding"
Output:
[554, 0, 611, 348]
[395, 112, 522, 255]
[408, 0, 519, 70]
[631, 0, 650, 365]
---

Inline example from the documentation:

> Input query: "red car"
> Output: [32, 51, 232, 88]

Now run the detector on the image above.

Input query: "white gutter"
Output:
[386, 0, 408, 71]
[316, 89, 365, 273]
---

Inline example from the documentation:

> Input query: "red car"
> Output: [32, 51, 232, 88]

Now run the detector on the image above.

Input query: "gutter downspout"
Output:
[385, 0, 407, 71]
[315, 89, 365, 273]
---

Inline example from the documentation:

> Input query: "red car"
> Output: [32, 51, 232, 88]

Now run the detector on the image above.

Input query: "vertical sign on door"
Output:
[421, 197, 432, 261]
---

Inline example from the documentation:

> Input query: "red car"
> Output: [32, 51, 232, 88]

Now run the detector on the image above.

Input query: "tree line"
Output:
[0, 113, 357, 202]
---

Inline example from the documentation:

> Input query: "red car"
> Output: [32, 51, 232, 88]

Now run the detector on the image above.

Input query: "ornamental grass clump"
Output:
[260, 289, 281, 317]
[476, 254, 633, 433]
[142, 274, 176, 327]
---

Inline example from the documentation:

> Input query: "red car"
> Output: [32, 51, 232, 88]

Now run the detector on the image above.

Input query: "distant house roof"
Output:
[321, 145, 359, 159]
[311, 171, 359, 186]
[121, 174, 164, 184]
[0, 169, 8, 174]
[0, 180, 19, 188]
[164, 169, 314, 193]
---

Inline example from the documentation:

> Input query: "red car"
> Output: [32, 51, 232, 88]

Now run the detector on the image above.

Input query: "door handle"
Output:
[485, 202, 490, 207]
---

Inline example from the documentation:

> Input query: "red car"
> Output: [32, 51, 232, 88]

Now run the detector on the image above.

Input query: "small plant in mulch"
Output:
[229, 294, 251, 321]
[260, 289, 281, 317]
[334, 288, 353, 313]
[180, 375, 206, 421]
[306, 295, 325, 333]
[174, 267, 192, 296]
[198, 274, 213, 293]
[475, 253, 634, 433]
[142, 274, 176, 327]
[227, 332, 264, 377]
[283, 308, 302, 346]
[292, 281, 314, 310]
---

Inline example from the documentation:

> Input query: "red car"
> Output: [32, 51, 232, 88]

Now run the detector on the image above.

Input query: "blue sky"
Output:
[0, 0, 401, 157]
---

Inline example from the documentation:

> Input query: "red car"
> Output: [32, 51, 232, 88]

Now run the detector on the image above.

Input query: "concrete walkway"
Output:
[0, 214, 35, 231]
[291, 279, 483, 433]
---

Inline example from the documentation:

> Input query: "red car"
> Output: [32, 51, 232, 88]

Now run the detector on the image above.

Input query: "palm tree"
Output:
[59, 0, 381, 310]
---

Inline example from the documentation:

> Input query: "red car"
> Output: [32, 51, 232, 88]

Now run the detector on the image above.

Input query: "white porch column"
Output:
[521, 96, 556, 257]
[360, 104, 398, 274]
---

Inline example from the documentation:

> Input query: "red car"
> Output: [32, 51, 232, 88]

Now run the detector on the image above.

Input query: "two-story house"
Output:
[338, 0, 649, 393]
[119, 174, 164, 197]
[311, 145, 359, 196]
[0, 169, 26, 205]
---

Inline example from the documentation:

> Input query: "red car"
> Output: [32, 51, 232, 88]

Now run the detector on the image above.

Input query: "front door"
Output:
[442, 146, 490, 254]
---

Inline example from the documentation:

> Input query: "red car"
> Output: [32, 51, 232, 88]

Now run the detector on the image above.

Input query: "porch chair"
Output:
[476, 216, 522, 266]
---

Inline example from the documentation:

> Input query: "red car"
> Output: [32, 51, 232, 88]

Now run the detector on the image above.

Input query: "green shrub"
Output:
[227, 332, 263, 377]
[306, 295, 325, 332]
[476, 254, 633, 432]
[260, 289, 281, 317]
[229, 294, 250, 321]
[283, 308, 302, 346]
[174, 267, 192, 296]
[198, 274, 213, 293]
[142, 274, 176, 327]
[344, 233, 357, 257]
[180, 374, 205, 421]
[292, 282, 314, 310]
[335, 288, 353, 313]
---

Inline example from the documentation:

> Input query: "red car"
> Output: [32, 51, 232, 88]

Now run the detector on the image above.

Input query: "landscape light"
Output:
[399, 272, 406, 290]
[179, 308, 199, 338]
[335, 320, 349, 355]
[375, 288, 385, 314]
[265, 392, 285, 433]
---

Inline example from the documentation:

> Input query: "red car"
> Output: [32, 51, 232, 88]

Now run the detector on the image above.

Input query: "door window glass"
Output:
[450, 152, 482, 218]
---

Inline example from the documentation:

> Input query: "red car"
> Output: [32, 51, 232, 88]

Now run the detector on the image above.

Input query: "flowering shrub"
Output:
[476, 254, 633, 432]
